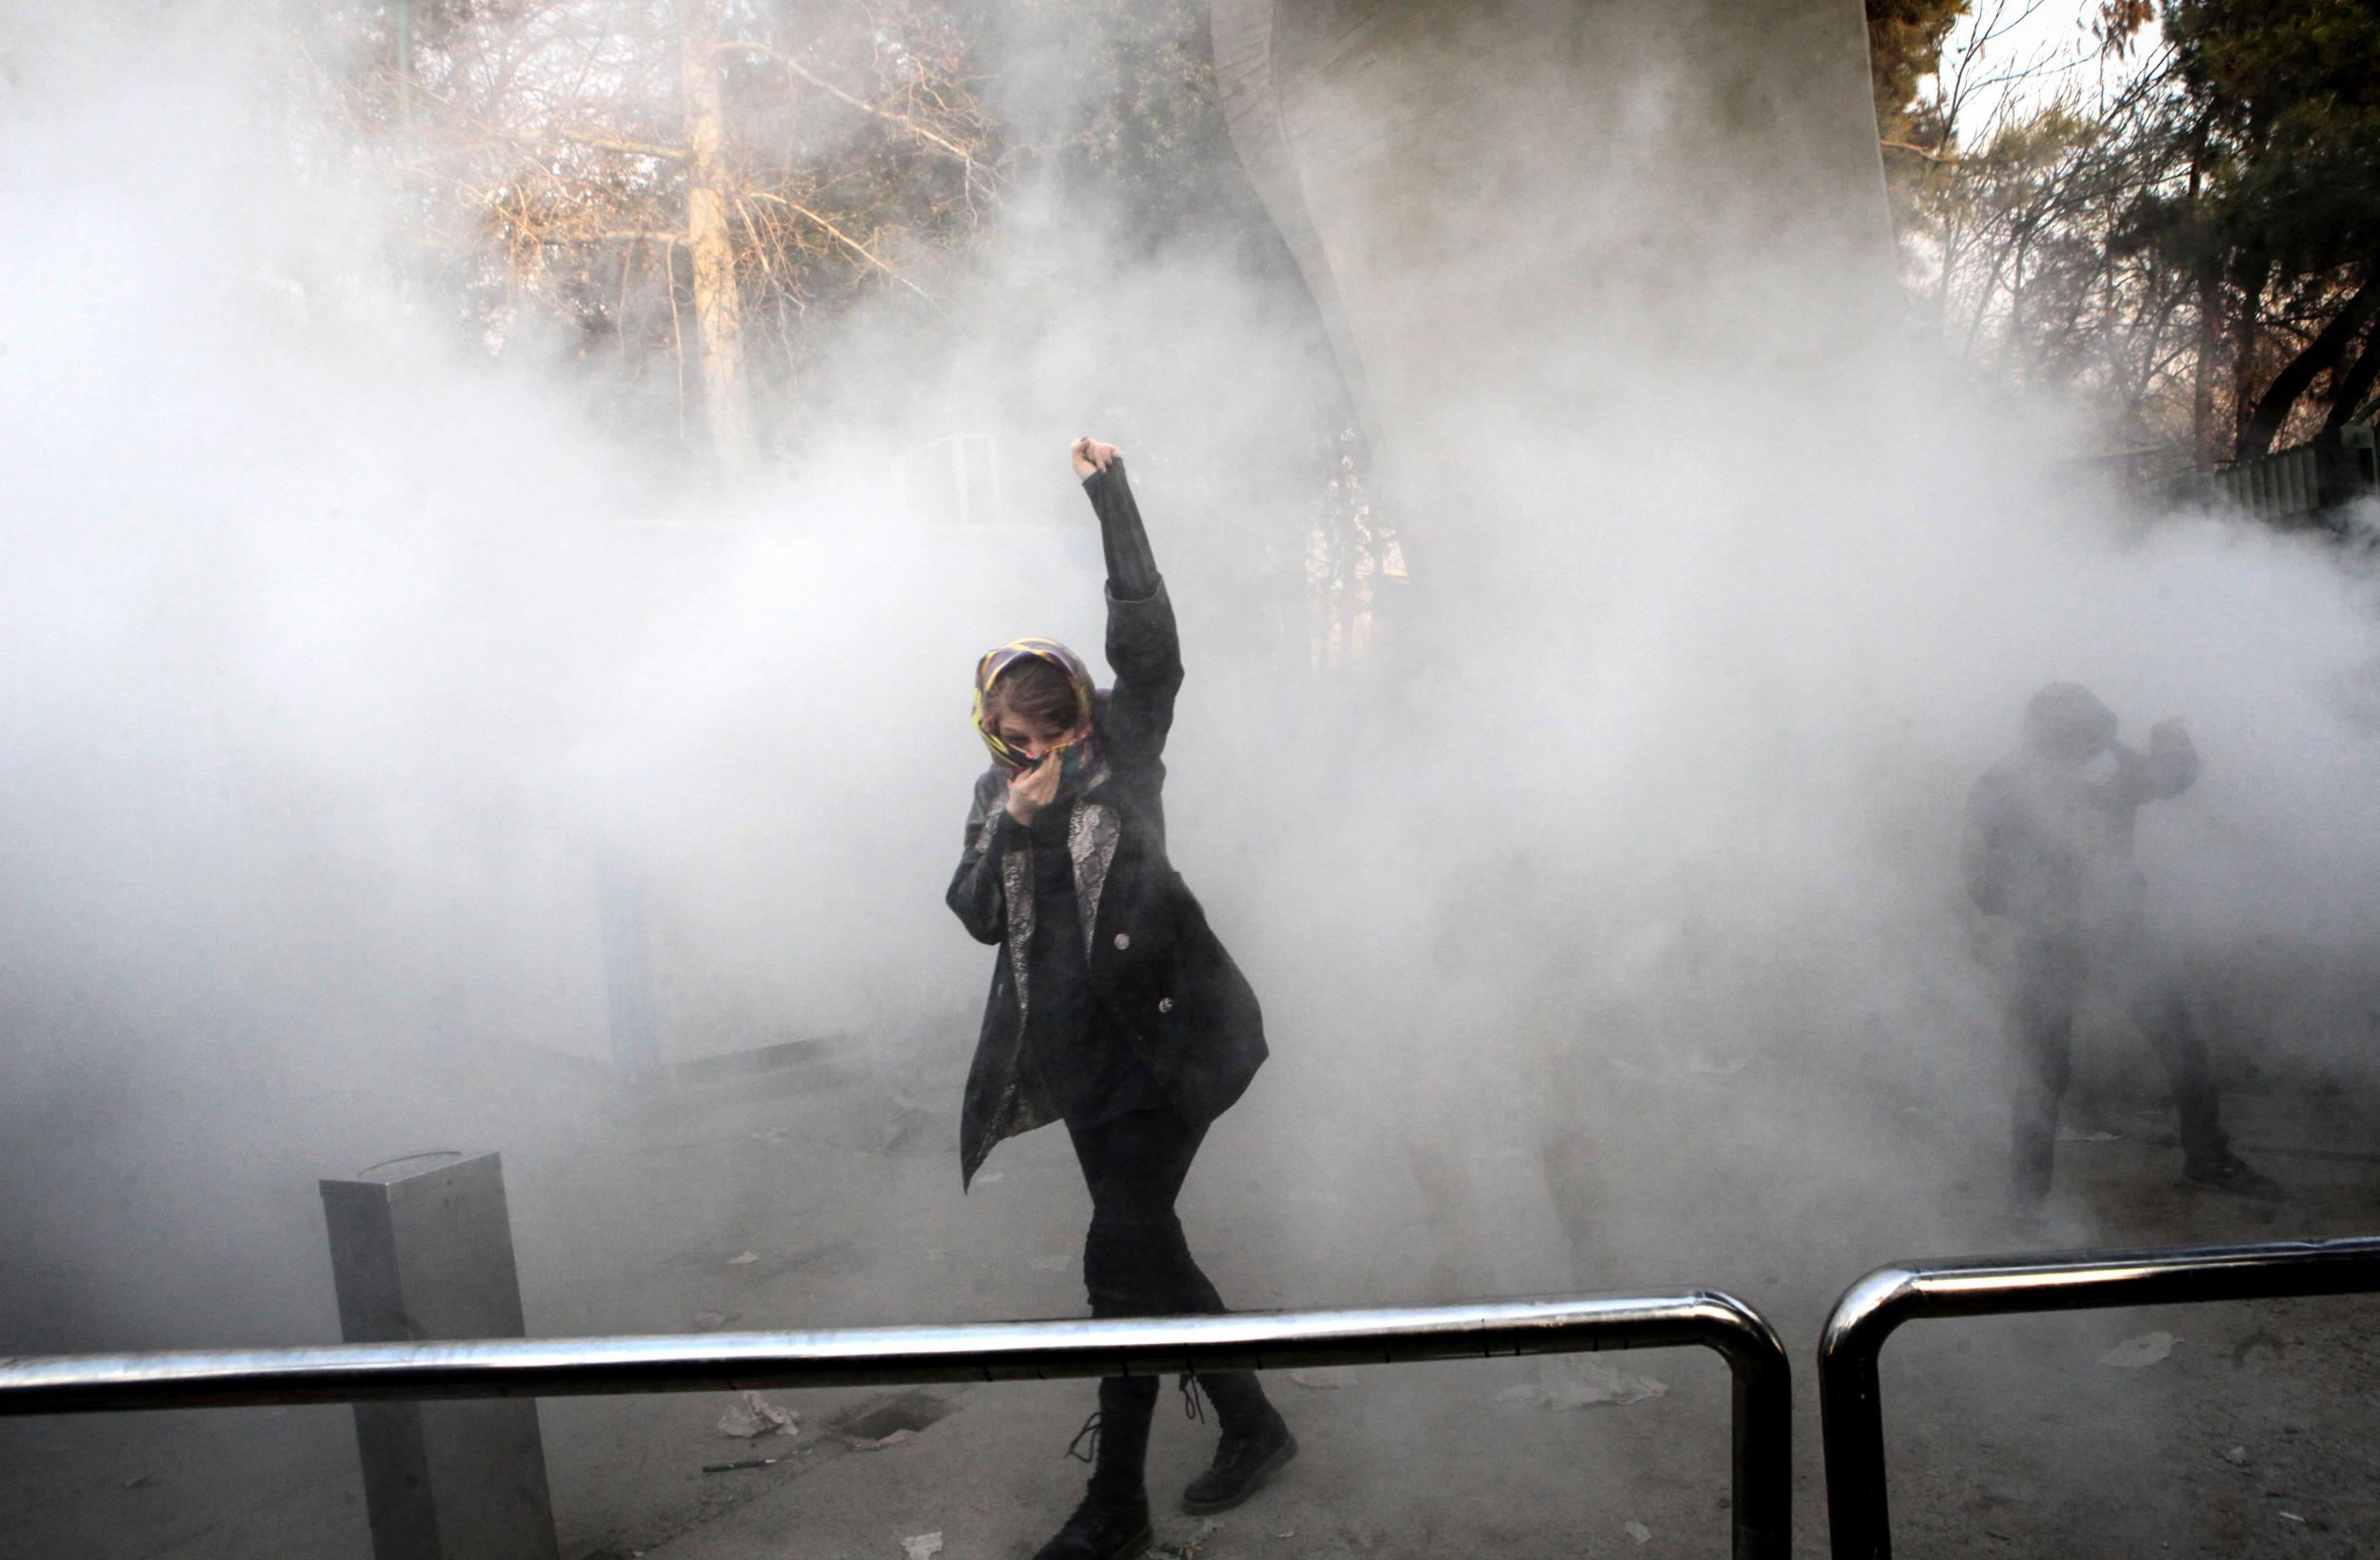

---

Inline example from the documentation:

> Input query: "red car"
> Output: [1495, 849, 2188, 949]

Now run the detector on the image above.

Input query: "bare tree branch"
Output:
[1883, 139, 1966, 165]
[745, 188, 942, 311]
[714, 37, 992, 184]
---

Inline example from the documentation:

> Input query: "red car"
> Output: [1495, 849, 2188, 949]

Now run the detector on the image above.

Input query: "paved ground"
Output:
[4, 1040, 2373, 1559]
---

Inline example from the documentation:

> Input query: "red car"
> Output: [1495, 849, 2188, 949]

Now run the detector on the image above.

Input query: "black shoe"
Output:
[1031, 1488, 1151, 1560]
[1180, 1412, 1298, 1515]
[2184, 1152, 2287, 1202]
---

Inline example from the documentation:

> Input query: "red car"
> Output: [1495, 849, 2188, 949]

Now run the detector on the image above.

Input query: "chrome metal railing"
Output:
[0, 1290, 1794, 1559]
[1816, 1235, 2380, 1560]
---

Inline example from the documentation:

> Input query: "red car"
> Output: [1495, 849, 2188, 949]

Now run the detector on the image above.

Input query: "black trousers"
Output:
[1065, 1106, 1274, 1494]
[2010, 930, 2227, 1200]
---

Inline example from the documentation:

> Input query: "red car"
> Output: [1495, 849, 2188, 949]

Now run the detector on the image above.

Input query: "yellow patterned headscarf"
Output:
[971, 638, 1095, 773]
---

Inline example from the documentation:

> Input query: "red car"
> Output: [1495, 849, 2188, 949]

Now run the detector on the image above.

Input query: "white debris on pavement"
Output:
[1625, 1520, 1653, 1544]
[2099, 1332, 2180, 1369]
[1147, 1516, 1222, 1559]
[901, 1533, 944, 1559]
[716, 1390, 799, 1438]
[1503, 1357, 1668, 1408]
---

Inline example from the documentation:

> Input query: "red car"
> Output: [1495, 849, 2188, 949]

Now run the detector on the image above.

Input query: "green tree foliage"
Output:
[995, 0, 1260, 245]
[1895, 1, 2380, 468]
[2135, 0, 2380, 456]
[2168, 0, 2380, 275]
[1868, 0, 1969, 225]
[1869, 0, 1968, 147]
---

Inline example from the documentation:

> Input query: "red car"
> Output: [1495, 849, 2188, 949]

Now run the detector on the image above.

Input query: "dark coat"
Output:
[945, 579, 1266, 1187]
[1962, 727, 2200, 937]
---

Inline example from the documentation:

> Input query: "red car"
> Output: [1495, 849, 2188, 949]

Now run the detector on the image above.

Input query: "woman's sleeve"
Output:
[946, 777, 1021, 945]
[1082, 460, 1182, 764]
[1087, 457, 1160, 600]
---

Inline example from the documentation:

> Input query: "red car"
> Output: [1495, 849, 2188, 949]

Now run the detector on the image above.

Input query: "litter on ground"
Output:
[1625, 1520, 1654, 1544]
[2099, 1332, 2180, 1369]
[900, 1533, 944, 1560]
[1148, 1518, 1222, 1560]
[1502, 1357, 1668, 1408]
[701, 1456, 780, 1473]
[716, 1391, 799, 1438]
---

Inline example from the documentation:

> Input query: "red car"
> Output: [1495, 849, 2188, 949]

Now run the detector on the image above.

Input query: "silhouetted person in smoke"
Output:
[946, 438, 1295, 1560]
[1963, 682, 2282, 1208]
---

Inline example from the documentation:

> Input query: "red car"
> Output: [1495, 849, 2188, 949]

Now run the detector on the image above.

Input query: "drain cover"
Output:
[834, 1390, 953, 1442]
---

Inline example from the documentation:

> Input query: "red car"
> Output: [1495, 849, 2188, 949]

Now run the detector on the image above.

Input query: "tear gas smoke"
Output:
[2, 0, 2377, 1545]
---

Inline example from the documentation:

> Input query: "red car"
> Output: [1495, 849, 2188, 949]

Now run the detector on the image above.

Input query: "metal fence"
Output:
[0, 1289, 1793, 1560]
[1816, 1235, 2380, 1560]
[2211, 423, 2378, 529]
[34, 1234, 2380, 1558]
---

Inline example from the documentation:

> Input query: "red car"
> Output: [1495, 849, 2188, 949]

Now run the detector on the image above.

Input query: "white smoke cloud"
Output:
[2, 3, 2375, 1550]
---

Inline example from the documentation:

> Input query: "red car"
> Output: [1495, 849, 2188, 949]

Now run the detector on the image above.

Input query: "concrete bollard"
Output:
[320, 1151, 560, 1560]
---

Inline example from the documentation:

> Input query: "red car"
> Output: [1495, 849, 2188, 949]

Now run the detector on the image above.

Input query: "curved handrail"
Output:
[0, 1288, 1794, 1558]
[1816, 1235, 2380, 1560]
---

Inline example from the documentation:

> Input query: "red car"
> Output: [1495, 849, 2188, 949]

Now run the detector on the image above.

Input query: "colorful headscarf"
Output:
[972, 637, 1097, 775]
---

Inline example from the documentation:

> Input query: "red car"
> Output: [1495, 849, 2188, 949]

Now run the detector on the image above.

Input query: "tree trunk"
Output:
[2322, 321, 2380, 432]
[2193, 278, 2220, 462]
[2236, 272, 2378, 463]
[2189, 124, 2216, 464]
[2227, 261, 2271, 460]
[678, 0, 757, 471]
